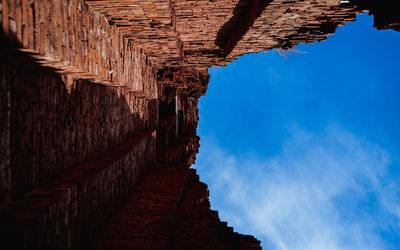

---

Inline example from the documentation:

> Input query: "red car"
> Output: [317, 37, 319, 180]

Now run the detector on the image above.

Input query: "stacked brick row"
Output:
[0, 0, 157, 89]
[173, 0, 239, 67]
[0, 130, 156, 249]
[0, 61, 157, 204]
[130, 46, 159, 98]
[85, 0, 183, 66]
[216, 0, 270, 57]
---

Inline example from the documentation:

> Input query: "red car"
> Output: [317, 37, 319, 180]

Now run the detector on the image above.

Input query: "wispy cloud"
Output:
[194, 124, 400, 250]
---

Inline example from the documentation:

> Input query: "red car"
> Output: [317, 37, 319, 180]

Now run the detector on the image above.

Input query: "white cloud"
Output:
[193, 124, 400, 250]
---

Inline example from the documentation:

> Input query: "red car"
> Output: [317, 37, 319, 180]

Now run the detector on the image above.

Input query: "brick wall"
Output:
[0, 40, 160, 248]
[0, 130, 156, 249]
[0, 0, 158, 88]
[94, 134, 261, 250]
[0, 55, 157, 205]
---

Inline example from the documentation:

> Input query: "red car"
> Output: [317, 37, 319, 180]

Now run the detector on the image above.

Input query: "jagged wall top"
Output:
[83, 0, 397, 69]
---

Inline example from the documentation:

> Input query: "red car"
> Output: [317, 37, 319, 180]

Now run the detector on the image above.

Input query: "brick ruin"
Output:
[0, 0, 398, 249]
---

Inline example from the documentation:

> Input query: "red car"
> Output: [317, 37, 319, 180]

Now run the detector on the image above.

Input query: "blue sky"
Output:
[193, 13, 400, 250]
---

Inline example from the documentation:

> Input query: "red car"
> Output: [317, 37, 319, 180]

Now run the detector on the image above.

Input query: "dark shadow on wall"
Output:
[215, 0, 270, 57]
[0, 30, 157, 207]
